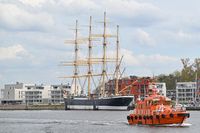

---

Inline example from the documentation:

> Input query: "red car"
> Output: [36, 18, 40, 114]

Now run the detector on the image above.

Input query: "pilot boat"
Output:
[127, 86, 190, 125]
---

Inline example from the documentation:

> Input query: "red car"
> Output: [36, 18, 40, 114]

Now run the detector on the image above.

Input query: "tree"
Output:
[156, 58, 199, 90]
[180, 58, 195, 81]
[156, 74, 176, 90]
[193, 58, 200, 78]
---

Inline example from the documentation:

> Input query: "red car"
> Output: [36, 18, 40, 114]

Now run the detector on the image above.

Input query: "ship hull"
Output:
[127, 113, 190, 125]
[64, 96, 133, 110]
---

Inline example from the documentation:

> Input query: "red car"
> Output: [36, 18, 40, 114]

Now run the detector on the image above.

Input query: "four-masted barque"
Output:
[60, 12, 133, 110]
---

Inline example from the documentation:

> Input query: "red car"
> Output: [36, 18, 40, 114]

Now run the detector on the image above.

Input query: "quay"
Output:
[0, 104, 64, 110]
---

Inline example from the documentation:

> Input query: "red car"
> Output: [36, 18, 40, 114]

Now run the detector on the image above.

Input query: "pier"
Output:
[0, 104, 64, 110]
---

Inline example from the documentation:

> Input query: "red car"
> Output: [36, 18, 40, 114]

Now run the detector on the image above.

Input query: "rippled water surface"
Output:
[0, 110, 199, 133]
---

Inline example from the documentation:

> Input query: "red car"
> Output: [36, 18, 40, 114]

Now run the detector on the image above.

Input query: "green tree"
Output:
[193, 58, 200, 79]
[156, 74, 176, 90]
[181, 58, 195, 81]
[156, 58, 199, 90]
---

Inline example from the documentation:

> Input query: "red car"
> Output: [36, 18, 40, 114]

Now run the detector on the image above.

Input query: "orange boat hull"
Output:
[127, 112, 190, 125]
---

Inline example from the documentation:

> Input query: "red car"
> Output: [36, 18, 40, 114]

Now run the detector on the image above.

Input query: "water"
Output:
[0, 110, 199, 133]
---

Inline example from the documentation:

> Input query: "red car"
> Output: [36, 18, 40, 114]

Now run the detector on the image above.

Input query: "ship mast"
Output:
[61, 13, 118, 98]
[101, 12, 107, 97]
[88, 16, 92, 98]
[74, 20, 79, 96]
[115, 25, 119, 95]
[61, 17, 101, 98]
[61, 20, 84, 96]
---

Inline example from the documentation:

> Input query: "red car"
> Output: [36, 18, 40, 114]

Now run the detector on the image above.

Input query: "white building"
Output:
[155, 82, 167, 96]
[1, 82, 71, 105]
[176, 82, 196, 105]
[1, 82, 34, 104]
[48, 84, 71, 104]
[24, 84, 50, 105]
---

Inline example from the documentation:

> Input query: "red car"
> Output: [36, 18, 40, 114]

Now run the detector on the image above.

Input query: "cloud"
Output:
[100, 0, 162, 27]
[1, 0, 198, 84]
[19, 0, 47, 7]
[137, 54, 177, 65]
[120, 49, 140, 66]
[59, 0, 99, 11]
[161, 29, 200, 46]
[18, 0, 162, 27]
[17, 0, 160, 16]
[122, 49, 177, 67]
[175, 30, 200, 43]
[101, 0, 159, 16]
[106, 48, 179, 76]
[0, 73, 2, 80]
[0, 3, 54, 31]
[107, 48, 177, 66]
[0, 0, 162, 33]
[134, 29, 155, 46]
[0, 44, 30, 60]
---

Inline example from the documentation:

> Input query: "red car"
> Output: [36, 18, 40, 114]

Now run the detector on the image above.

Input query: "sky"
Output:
[0, 0, 200, 89]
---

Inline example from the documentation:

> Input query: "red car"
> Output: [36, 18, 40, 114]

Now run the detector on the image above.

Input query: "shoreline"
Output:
[1, 104, 200, 111]
[0, 104, 64, 110]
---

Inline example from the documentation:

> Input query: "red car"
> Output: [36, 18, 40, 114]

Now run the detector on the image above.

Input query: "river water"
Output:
[0, 110, 199, 133]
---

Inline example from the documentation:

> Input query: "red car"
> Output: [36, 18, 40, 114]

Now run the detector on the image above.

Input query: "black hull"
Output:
[64, 96, 133, 110]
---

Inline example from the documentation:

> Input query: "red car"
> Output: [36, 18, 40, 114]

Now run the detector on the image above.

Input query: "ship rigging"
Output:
[60, 12, 133, 110]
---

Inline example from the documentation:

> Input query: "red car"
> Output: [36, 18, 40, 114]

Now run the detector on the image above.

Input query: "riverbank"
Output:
[0, 104, 64, 110]
[1, 104, 200, 111]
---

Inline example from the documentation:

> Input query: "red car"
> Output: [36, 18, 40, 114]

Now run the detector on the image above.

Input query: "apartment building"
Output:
[1, 82, 34, 104]
[48, 84, 71, 104]
[24, 84, 49, 105]
[176, 82, 196, 105]
[1, 82, 71, 105]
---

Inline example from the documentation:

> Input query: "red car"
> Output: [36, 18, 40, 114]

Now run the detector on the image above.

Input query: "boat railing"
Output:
[173, 104, 186, 112]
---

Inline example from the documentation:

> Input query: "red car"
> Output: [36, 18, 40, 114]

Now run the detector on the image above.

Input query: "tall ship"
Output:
[61, 12, 133, 110]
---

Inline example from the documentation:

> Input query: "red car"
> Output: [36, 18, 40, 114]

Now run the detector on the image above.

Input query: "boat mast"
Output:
[88, 16, 92, 98]
[115, 25, 119, 95]
[74, 20, 79, 96]
[61, 13, 117, 98]
[101, 12, 107, 97]
[62, 20, 91, 96]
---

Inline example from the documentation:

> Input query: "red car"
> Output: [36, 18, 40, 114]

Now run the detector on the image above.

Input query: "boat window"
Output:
[164, 101, 171, 105]
[140, 104, 143, 109]
[142, 104, 145, 109]
[149, 101, 152, 106]
[146, 101, 148, 107]
[153, 101, 158, 105]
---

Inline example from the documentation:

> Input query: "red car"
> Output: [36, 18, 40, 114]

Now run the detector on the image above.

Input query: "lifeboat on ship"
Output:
[127, 87, 190, 125]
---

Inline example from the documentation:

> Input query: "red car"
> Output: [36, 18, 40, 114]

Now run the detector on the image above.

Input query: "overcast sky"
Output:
[1, 0, 200, 88]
